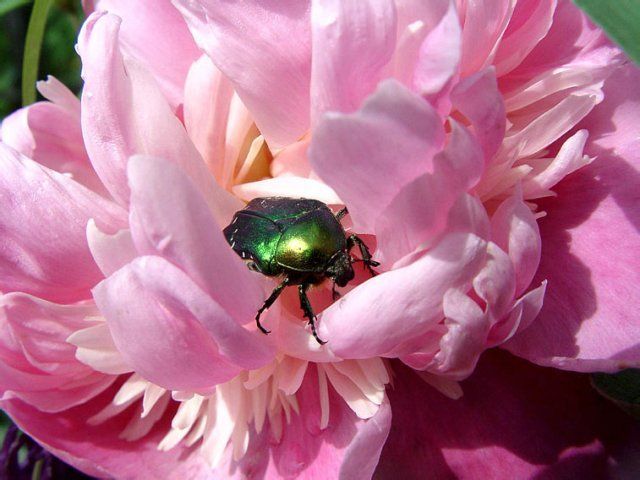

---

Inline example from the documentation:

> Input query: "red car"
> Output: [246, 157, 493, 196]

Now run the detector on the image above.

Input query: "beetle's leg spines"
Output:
[298, 284, 326, 345]
[255, 278, 290, 334]
[335, 206, 348, 222]
[347, 234, 380, 276]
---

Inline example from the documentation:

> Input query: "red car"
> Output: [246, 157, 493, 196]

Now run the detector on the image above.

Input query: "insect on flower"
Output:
[224, 197, 379, 344]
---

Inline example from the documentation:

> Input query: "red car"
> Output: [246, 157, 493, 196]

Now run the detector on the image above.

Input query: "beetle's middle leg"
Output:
[347, 234, 380, 276]
[255, 277, 290, 334]
[298, 283, 326, 345]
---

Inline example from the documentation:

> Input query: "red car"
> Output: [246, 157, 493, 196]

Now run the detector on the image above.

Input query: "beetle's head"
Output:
[326, 251, 354, 287]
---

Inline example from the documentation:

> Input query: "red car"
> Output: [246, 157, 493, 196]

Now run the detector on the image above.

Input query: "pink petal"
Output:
[93, 0, 201, 108]
[490, 190, 541, 296]
[376, 351, 638, 479]
[174, 0, 312, 147]
[375, 121, 484, 264]
[0, 81, 104, 194]
[392, 0, 450, 88]
[412, 1, 461, 98]
[310, 0, 396, 121]
[255, 366, 391, 479]
[93, 256, 274, 390]
[493, 0, 557, 76]
[2, 393, 213, 479]
[504, 65, 640, 372]
[450, 67, 506, 164]
[233, 176, 342, 205]
[183, 54, 235, 183]
[459, 0, 514, 76]
[127, 155, 260, 322]
[310, 79, 444, 233]
[0, 144, 125, 303]
[86, 220, 137, 277]
[78, 12, 233, 211]
[319, 232, 487, 359]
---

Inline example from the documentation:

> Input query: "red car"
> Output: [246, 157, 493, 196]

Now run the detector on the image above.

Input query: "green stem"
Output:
[31, 459, 44, 480]
[0, 0, 32, 17]
[21, 0, 54, 106]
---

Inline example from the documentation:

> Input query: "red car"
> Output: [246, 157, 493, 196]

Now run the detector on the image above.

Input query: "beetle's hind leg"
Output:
[347, 234, 380, 276]
[335, 206, 348, 222]
[298, 284, 326, 345]
[255, 277, 290, 334]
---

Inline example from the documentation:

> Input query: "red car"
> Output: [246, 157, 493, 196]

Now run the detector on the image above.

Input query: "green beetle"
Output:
[223, 197, 379, 344]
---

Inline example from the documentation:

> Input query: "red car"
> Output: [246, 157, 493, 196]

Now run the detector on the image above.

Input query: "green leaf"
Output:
[574, 0, 640, 65]
[0, 0, 32, 17]
[21, 0, 54, 106]
[591, 369, 640, 419]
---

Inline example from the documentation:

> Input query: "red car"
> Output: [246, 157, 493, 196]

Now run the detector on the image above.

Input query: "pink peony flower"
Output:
[1, 0, 638, 478]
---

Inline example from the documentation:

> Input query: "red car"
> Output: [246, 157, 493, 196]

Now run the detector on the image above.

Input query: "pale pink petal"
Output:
[412, 1, 461, 99]
[0, 144, 125, 303]
[93, 0, 201, 108]
[2, 395, 214, 479]
[319, 232, 487, 359]
[67, 322, 132, 375]
[0, 293, 98, 376]
[174, 0, 312, 147]
[93, 256, 275, 390]
[375, 121, 484, 264]
[310, 0, 396, 121]
[86, 220, 137, 277]
[490, 190, 541, 296]
[459, 0, 514, 76]
[376, 352, 638, 479]
[251, 366, 391, 479]
[504, 66, 640, 372]
[391, 0, 450, 88]
[0, 81, 104, 194]
[521, 129, 592, 199]
[232, 176, 342, 205]
[451, 67, 506, 163]
[503, 89, 602, 158]
[128, 155, 261, 322]
[310, 79, 444, 233]
[79, 12, 236, 214]
[183, 54, 235, 183]
[493, 0, 557, 76]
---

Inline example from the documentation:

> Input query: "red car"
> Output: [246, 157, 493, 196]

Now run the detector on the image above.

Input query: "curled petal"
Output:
[93, 256, 275, 391]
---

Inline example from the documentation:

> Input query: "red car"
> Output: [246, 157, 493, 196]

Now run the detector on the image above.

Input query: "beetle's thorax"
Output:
[325, 250, 355, 287]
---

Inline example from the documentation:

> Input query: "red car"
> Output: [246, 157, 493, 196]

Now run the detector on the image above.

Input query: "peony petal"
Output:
[376, 351, 639, 479]
[232, 176, 342, 205]
[451, 67, 506, 164]
[183, 54, 235, 183]
[252, 366, 391, 480]
[493, 0, 556, 76]
[490, 190, 541, 296]
[127, 155, 261, 323]
[319, 232, 487, 359]
[310, 0, 396, 121]
[504, 66, 640, 372]
[174, 0, 312, 147]
[0, 144, 125, 303]
[86, 220, 137, 277]
[375, 121, 484, 264]
[412, 0, 461, 99]
[93, 256, 275, 391]
[310, 79, 444, 233]
[2, 392, 214, 479]
[459, 0, 514, 76]
[78, 12, 236, 214]
[93, 0, 201, 109]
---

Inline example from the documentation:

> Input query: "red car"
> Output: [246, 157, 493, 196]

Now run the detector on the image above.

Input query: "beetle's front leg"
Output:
[347, 234, 380, 276]
[255, 277, 290, 334]
[298, 284, 326, 345]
